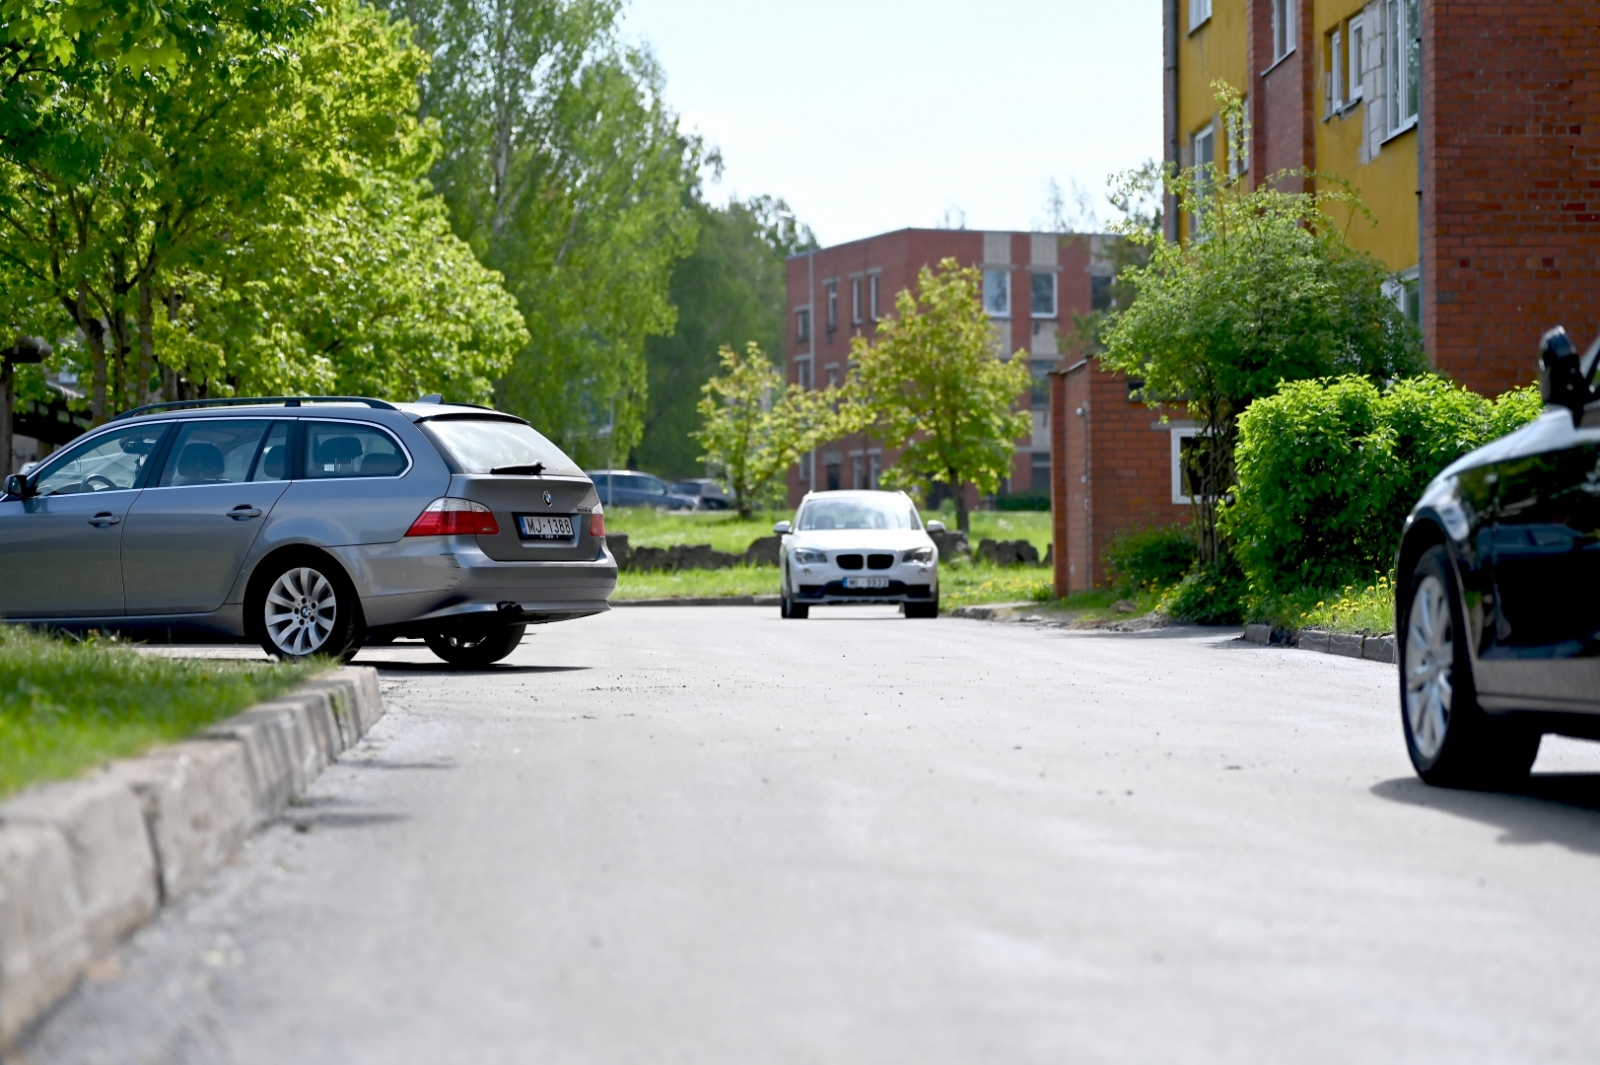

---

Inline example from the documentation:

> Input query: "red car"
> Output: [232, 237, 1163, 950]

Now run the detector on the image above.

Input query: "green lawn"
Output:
[0, 630, 314, 799]
[614, 559, 1051, 608]
[605, 506, 1052, 555]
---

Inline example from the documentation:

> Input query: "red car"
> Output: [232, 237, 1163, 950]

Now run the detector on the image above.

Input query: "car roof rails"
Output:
[110, 396, 400, 420]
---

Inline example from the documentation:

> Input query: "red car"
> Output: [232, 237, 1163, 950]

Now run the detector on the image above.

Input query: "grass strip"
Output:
[0, 629, 316, 799]
[604, 507, 1054, 556]
[613, 560, 1053, 608]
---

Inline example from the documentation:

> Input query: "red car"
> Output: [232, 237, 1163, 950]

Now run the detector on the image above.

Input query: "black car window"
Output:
[157, 420, 272, 487]
[31, 423, 167, 496]
[303, 421, 409, 479]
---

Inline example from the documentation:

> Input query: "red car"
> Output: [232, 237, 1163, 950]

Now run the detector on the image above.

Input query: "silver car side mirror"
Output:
[3, 473, 31, 499]
[773, 520, 791, 535]
[926, 520, 946, 533]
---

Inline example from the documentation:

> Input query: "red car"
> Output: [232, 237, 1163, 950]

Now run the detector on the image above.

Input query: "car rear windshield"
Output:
[419, 417, 582, 476]
[798, 496, 920, 531]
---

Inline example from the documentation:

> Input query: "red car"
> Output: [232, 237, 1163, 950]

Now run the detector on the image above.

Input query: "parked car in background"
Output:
[587, 469, 698, 509]
[670, 478, 731, 510]
[775, 490, 940, 619]
[1395, 326, 1600, 787]
[0, 396, 617, 666]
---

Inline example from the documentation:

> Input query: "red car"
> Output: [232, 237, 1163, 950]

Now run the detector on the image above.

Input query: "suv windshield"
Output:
[420, 418, 581, 476]
[798, 495, 920, 531]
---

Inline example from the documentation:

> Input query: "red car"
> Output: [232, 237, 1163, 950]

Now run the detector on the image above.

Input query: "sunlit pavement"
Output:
[23, 606, 1600, 1064]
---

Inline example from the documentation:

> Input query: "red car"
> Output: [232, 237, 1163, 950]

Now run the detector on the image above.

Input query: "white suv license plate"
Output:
[517, 514, 575, 541]
[844, 576, 890, 589]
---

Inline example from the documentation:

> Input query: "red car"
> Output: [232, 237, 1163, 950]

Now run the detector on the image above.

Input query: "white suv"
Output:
[774, 490, 941, 619]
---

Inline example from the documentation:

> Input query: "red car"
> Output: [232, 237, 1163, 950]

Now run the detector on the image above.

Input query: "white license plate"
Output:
[843, 576, 890, 589]
[516, 514, 575, 541]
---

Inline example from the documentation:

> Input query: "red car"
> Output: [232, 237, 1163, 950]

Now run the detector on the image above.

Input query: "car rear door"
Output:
[0, 421, 169, 618]
[1479, 433, 1600, 710]
[121, 419, 292, 614]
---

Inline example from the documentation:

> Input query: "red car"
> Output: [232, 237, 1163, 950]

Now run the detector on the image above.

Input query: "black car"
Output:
[670, 478, 732, 510]
[1395, 326, 1600, 786]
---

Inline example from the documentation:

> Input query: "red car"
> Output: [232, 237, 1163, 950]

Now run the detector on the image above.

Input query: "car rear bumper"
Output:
[340, 539, 617, 630]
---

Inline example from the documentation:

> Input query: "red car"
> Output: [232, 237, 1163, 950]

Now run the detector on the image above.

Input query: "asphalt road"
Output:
[17, 606, 1600, 1064]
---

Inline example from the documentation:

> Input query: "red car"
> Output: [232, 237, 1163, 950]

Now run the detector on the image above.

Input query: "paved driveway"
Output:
[19, 607, 1600, 1064]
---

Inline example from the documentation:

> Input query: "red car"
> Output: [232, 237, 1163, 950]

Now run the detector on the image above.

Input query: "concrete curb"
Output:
[612, 595, 781, 607]
[1242, 623, 1396, 664]
[0, 666, 383, 1047]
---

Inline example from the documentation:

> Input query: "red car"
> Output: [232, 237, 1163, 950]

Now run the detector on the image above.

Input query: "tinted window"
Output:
[303, 422, 408, 479]
[798, 496, 920, 531]
[671, 482, 700, 496]
[419, 418, 581, 476]
[250, 422, 291, 482]
[158, 420, 272, 487]
[32, 424, 167, 496]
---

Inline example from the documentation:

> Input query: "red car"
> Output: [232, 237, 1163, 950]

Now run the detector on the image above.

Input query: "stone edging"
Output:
[0, 666, 384, 1047]
[1243, 623, 1396, 664]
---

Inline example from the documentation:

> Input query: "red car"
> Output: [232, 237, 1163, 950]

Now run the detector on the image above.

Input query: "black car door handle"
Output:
[228, 506, 263, 520]
[88, 512, 121, 527]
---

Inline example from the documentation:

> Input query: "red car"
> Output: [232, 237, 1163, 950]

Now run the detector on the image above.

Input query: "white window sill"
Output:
[1188, 15, 1210, 34]
[1381, 117, 1418, 147]
[1261, 48, 1296, 78]
[1322, 98, 1363, 122]
[1030, 313, 1058, 320]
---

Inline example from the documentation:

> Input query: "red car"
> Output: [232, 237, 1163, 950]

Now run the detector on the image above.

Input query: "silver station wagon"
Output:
[0, 397, 617, 665]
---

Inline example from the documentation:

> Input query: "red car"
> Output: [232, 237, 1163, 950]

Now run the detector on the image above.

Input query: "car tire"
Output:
[1401, 545, 1540, 787]
[904, 596, 939, 619]
[781, 587, 809, 620]
[250, 553, 363, 663]
[424, 622, 527, 667]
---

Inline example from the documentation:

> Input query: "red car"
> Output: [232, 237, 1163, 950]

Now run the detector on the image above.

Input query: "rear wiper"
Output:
[489, 462, 546, 476]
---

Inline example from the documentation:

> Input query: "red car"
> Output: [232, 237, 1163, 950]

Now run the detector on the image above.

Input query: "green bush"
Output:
[1104, 523, 1197, 594]
[1223, 374, 1541, 597]
[995, 489, 1051, 511]
[1159, 558, 1248, 625]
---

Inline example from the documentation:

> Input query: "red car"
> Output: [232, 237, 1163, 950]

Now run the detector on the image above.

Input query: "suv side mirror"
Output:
[773, 521, 791, 535]
[3, 473, 31, 499]
[926, 520, 946, 533]
[1540, 325, 1593, 419]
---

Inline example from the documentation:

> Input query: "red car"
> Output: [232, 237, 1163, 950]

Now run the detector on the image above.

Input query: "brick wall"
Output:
[1423, 0, 1600, 396]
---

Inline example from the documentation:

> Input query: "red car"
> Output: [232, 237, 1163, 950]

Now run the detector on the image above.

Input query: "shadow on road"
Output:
[1372, 774, 1600, 856]
[361, 661, 591, 675]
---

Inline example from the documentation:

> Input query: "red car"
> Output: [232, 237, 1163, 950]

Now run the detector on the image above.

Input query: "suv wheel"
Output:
[904, 596, 939, 619]
[1401, 545, 1540, 786]
[252, 556, 362, 662]
[425, 623, 527, 667]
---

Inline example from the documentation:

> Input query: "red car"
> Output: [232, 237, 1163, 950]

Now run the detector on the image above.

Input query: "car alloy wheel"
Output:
[1403, 574, 1453, 762]
[264, 566, 339, 657]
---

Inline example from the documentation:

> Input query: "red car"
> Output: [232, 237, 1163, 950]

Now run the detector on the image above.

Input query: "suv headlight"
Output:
[902, 546, 935, 563]
[794, 548, 829, 564]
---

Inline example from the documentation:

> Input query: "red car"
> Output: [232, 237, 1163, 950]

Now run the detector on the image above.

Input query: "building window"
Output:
[825, 364, 839, 389]
[1386, 0, 1419, 134]
[798, 450, 812, 483]
[1171, 428, 1200, 505]
[1030, 271, 1056, 318]
[826, 283, 837, 330]
[1031, 451, 1051, 492]
[1326, 28, 1344, 114]
[1384, 268, 1421, 326]
[851, 454, 865, 490]
[869, 274, 880, 321]
[983, 269, 1010, 317]
[1347, 17, 1364, 103]
[1029, 360, 1052, 408]
[1188, 0, 1210, 32]
[1225, 101, 1248, 177]
[1190, 123, 1216, 232]
[825, 460, 841, 491]
[797, 357, 813, 391]
[851, 277, 863, 324]
[1271, 0, 1294, 62]
[796, 308, 810, 343]
[1090, 275, 1113, 312]
[869, 453, 880, 489]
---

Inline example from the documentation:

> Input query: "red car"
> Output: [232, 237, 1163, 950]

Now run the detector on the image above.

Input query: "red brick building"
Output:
[784, 229, 1105, 505]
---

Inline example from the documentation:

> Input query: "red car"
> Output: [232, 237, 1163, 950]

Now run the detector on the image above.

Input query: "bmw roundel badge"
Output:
[543, 491, 554, 506]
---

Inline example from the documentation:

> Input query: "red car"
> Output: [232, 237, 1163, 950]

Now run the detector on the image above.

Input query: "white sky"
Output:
[621, 0, 1164, 247]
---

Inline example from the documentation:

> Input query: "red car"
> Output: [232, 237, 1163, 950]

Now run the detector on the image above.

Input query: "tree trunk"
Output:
[954, 476, 970, 535]
[136, 275, 155, 409]
[1, 358, 12, 478]
[79, 283, 109, 424]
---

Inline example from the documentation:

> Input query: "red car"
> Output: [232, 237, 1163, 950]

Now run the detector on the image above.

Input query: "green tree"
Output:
[693, 342, 838, 519]
[392, 0, 702, 464]
[639, 194, 816, 477]
[1101, 84, 1425, 564]
[844, 259, 1032, 535]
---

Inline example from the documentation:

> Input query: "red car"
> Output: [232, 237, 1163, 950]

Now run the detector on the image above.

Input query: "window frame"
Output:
[851, 277, 863, 325]
[869, 273, 880, 322]
[300, 418, 413, 481]
[1327, 27, 1344, 115]
[1347, 16, 1365, 103]
[826, 283, 838, 330]
[983, 268, 1011, 318]
[1171, 427, 1200, 506]
[1384, 0, 1419, 137]
[796, 307, 811, 343]
[1271, 0, 1295, 63]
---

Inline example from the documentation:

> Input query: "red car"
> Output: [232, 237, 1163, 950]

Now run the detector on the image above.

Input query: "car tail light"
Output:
[406, 497, 500, 536]
[589, 504, 605, 538]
